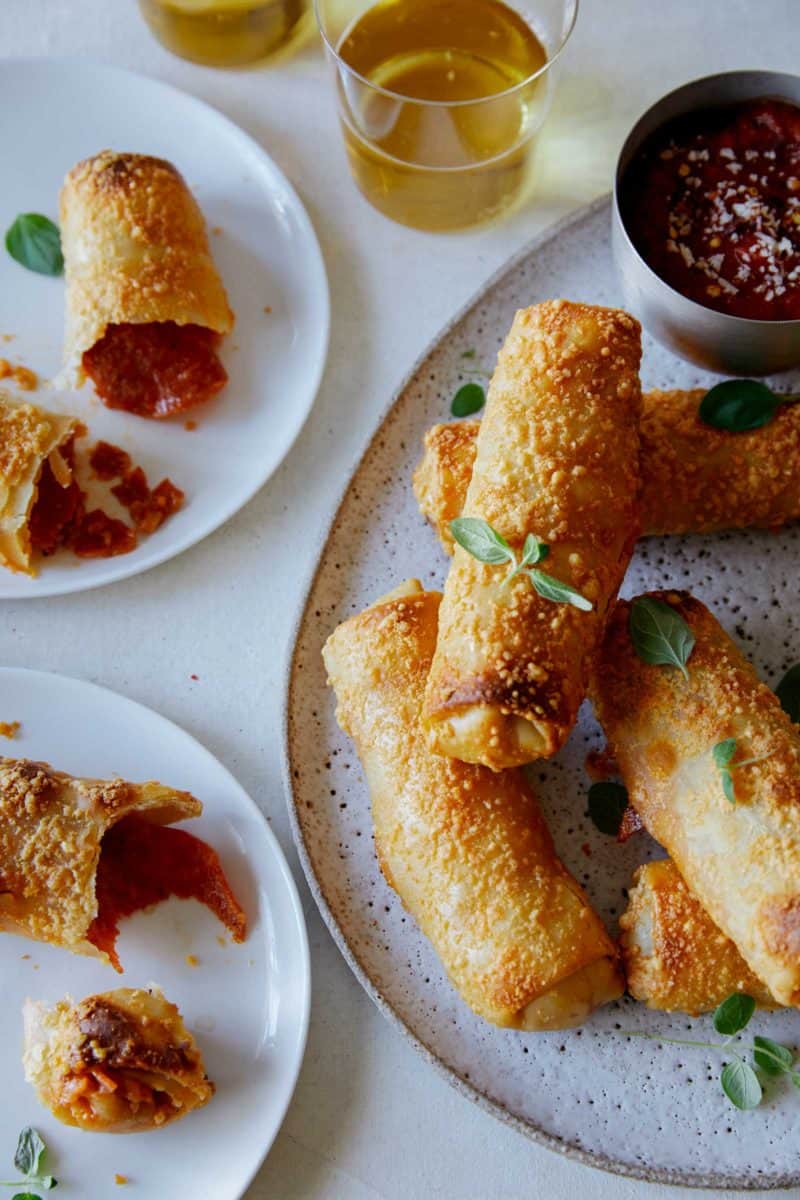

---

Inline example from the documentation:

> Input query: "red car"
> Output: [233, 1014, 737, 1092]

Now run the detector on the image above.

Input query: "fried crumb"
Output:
[114, 1175, 129, 1185]
[184, 419, 197, 431]
[0, 721, 20, 739]
[216, 935, 227, 947]
[0, 360, 37, 390]
[1, 334, 14, 342]
[21, 953, 30, 960]
[186, 954, 200, 967]
[263, 305, 272, 314]
[211, 225, 222, 235]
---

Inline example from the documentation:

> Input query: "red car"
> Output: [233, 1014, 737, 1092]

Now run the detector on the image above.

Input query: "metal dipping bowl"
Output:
[612, 70, 800, 376]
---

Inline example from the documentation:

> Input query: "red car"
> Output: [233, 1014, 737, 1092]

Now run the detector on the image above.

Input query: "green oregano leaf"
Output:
[450, 517, 514, 565]
[529, 569, 592, 611]
[13, 1131, 43, 1180]
[450, 383, 485, 418]
[5, 214, 63, 276]
[519, 533, 548, 568]
[587, 781, 629, 836]
[714, 993, 756, 1036]
[753, 1035, 794, 1076]
[777, 665, 800, 725]
[721, 1059, 762, 1110]
[699, 379, 800, 433]
[629, 597, 695, 679]
[712, 739, 737, 769]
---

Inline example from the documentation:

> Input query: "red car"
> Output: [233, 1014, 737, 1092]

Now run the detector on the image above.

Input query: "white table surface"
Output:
[1, 2, 797, 1197]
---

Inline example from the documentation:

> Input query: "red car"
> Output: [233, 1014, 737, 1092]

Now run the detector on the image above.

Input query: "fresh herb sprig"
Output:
[629, 597, 695, 679]
[4, 215, 63, 277]
[699, 379, 800, 433]
[587, 781, 628, 836]
[0, 1128, 57, 1195]
[712, 738, 774, 804]
[777, 664, 800, 725]
[624, 993, 799, 1110]
[449, 517, 592, 611]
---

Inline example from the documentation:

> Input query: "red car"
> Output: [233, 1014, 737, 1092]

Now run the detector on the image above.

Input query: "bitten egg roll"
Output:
[423, 300, 642, 770]
[60, 151, 234, 417]
[413, 389, 800, 553]
[0, 393, 83, 574]
[323, 580, 623, 1030]
[593, 592, 800, 1008]
[23, 987, 214, 1132]
[619, 860, 775, 1013]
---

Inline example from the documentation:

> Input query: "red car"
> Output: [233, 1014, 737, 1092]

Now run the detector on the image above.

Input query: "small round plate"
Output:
[0, 666, 310, 1200]
[0, 58, 329, 598]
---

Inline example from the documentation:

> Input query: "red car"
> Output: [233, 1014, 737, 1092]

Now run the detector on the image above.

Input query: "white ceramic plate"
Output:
[0, 667, 310, 1200]
[0, 58, 329, 599]
[284, 197, 800, 1188]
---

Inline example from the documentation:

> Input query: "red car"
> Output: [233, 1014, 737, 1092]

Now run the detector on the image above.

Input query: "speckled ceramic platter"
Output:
[283, 196, 800, 1188]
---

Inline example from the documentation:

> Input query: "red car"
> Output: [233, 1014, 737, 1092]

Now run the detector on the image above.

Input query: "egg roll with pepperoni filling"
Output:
[323, 581, 623, 1030]
[620, 860, 776, 1014]
[414, 389, 800, 554]
[0, 757, 246, 968]
[0, 393, 84, 575]
[422, 300, 642, 771]
[592, 592, 800, 1008]
[23, 987, 213, 1132]
[60, 151, 234, 418]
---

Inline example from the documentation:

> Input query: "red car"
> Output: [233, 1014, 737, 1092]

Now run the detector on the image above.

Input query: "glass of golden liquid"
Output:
[139, 0, 307, 66]
[315, 0, 577, 231]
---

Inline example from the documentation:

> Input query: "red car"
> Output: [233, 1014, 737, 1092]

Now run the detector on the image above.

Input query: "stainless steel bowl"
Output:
[612, 70, 800, 376]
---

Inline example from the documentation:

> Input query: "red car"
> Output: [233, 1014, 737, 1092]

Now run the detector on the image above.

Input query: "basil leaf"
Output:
[587, 781, 629, 836]
[529, 569, 592, 611]
[753, 1035, 793, 1076]
[721, 1059, 762, 1109]
[714, 993, 756, 1036]
[713, 739, 737, 768]
[450, 517, 514, 565]
[777, 665, 800, 725]
[451, 383, 485, 418]
[629, 597, 695, 679]
[14, 1129, 44, 1178]
[699, 379, 785, 433]
[5, 214, 63, 276]
[519, 533, 548, 568]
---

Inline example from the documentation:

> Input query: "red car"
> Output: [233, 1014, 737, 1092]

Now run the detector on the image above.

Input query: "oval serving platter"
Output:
[284, 196, 800, 1188]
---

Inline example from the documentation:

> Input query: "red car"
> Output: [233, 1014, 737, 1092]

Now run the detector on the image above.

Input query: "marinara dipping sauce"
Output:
[622, 98, 800, 320]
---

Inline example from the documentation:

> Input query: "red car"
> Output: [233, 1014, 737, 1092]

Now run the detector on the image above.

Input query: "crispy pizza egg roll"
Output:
[60, 150, 234, 418]
[323, 580, 624, 1030]
[413, 388, 800, 552]
[23, 987, 213, 1132]
[422, 300, 642, 770]
[0, 392, 84, 575]
[592, 591, 800, 1008]
[620, 860, 776, 1014]
[0, 757, 246, 969]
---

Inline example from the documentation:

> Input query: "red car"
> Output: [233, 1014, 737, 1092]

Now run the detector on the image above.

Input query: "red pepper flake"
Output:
[190, 674, 199, 681]
[617, 806, 644, 843]
[72, 510, 138, 558]
[581, 843, 592, 858]
[585, 746, 619, 781]
[89, 441, 132, 481]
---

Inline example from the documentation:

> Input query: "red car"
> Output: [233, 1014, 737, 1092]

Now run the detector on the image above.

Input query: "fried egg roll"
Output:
[323, 580, 623, 1030]
[0, 393, 83, 575]
[423, 300, 642, 770]
[23, 987, 214, 1132]
[60, 151, 234, 417]
[593, 592, 800, 1008]
[620, 860, 775, 1013]
[413, 389, 800, 552]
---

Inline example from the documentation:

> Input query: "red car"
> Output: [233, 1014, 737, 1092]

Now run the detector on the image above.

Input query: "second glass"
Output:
[315, 0, 578, 231]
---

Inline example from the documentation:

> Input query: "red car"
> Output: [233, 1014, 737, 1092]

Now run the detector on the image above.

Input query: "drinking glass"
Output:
[139, 0, 308, 66]
[315, 0, 578, 231]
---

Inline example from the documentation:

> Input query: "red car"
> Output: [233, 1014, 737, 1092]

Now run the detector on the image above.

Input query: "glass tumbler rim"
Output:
[313, 0, 579, 110]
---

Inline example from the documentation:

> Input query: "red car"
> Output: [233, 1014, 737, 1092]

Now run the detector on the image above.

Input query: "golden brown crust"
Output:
[414, 389, 800, 552]
[592, 592, 800, 1007]
[422, 300, 642, 770]
[620, 860, 775, 1013]
[0, 392, 82, 575]
[323, 581, 623, 1030]
[23, 987, 213, 1132]
[60, 151, 234, 384]
[0, 757, 201, 962]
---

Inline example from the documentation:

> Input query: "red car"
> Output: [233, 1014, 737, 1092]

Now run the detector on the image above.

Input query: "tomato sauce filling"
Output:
[29, 444, 84, 555]
[89, 440, 132, 481]
[622, 98, 800, 319]
[83, 322, 228, 419]
[87, 815, 247, 971]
